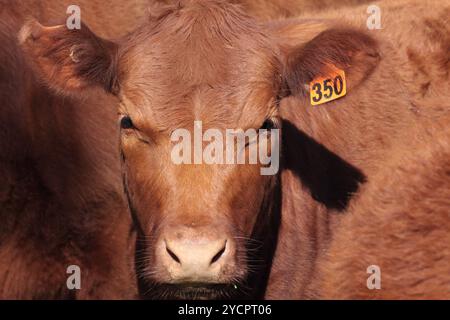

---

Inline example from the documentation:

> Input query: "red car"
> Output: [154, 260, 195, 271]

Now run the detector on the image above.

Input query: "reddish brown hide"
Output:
[17, 0, 450, 299]
[0, 1, 137, 299]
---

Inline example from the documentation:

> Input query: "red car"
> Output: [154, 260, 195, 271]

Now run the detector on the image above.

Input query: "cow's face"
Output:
[116, 10, 282, 296]
[114, 4, 283, 298]
[20, 0, 379, 299]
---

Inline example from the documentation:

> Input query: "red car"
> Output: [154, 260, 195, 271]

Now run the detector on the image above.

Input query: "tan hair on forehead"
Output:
[116, 0, 282, 133]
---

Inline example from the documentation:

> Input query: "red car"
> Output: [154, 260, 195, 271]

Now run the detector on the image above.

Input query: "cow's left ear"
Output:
[19, 19, 119, 94]
[282, 28, 380, 98]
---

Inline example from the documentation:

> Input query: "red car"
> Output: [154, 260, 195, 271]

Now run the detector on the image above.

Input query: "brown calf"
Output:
[0, 3, 136, 299]
[19, 0, 449, 299]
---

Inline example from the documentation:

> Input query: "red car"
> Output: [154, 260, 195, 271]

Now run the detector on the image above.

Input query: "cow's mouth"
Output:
[144, 283, 241, 300]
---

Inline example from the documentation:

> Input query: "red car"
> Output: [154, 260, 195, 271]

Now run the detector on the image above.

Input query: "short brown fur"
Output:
[0, 3, 137, 299]
[19, 0, 450, 299]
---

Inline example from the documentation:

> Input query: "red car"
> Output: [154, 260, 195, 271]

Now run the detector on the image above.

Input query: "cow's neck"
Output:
[264, 125, 361, 298]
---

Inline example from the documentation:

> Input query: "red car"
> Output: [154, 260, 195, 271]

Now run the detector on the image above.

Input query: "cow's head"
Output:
[20, 0, 379, 299]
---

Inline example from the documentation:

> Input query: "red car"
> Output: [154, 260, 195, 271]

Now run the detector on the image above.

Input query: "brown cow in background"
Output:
[265, 0, 450, 298]
[0, 1, 137, 299]
[18, 0, 449, 299]
[308, 119, 450, 299]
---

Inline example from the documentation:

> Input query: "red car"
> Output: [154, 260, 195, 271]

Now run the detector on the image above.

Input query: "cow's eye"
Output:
[260, 119, 275, 130]
[120, 116, 134, 130]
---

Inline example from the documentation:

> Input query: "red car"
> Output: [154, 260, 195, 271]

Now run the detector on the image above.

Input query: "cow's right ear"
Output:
[19, 19, 119, 94]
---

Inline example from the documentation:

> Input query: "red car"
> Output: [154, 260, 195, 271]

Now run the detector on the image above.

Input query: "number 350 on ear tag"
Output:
[310, 67, 347, 106]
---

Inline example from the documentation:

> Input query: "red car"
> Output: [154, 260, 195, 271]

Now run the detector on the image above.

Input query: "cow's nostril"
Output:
[210, 240, 227, 265]
[166, 246, 181, 264]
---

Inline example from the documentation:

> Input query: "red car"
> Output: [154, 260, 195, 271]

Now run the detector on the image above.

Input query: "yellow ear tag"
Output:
[310, 66, 347, 106]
